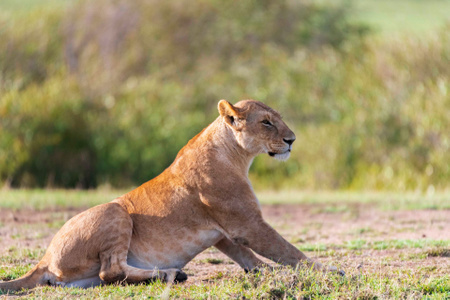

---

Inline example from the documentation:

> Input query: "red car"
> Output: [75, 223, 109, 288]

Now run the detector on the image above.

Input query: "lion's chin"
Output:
[269, 151, 290, 161]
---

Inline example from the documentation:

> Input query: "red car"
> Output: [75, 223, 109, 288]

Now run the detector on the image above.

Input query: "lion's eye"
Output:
[262, 120, 273, 126]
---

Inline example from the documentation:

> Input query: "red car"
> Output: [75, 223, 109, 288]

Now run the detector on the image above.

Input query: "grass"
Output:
[314, 0, 450, 35]
[0, 189, 126, 210]
[258, 190, 450, 210]
[1, 263, 449, 298]
[426, 247, 450, 258]
[352, 0, 450, 35]
[297, 239, 450, 252]
[0, 0, 72, 12]
[1, 189, 450, 211]
[0, 189, 449, 298]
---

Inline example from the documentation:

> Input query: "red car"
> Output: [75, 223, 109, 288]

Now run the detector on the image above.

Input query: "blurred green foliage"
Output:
[0, 0, 449, 190]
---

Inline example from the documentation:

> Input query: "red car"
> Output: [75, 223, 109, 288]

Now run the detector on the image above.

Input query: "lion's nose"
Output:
[283, 138, 295, 145]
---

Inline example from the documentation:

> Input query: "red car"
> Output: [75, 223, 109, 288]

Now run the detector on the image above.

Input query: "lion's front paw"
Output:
[174, 270, 188, 283]
[164, 269, 188, 283]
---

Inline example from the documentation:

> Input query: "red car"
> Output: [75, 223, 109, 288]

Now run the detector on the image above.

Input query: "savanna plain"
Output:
[0, 190, 449, 299]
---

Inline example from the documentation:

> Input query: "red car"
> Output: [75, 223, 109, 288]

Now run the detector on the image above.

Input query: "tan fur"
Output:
[0, 100, 340, 291]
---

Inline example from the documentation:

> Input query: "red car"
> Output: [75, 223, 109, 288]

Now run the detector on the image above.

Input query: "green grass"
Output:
[1, 189, 449, 211]
[1, 264, 449, 298]
[353, 0, 450, 35]
[203, 258, 225, 265]
[298, 239, 450, 252]
[0, 247, 46, 281]
[258, 190, 450, 210]
[0, 189, 126, 210]
[426, 247, 450, 258]
[1, 189, 450, 210]
[1, 247, 46, 265]
[0, 0, 72, 12]
[315, 0, 450, 35]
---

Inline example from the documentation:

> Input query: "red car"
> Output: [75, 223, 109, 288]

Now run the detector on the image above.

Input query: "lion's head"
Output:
[218, 100, 296, 161]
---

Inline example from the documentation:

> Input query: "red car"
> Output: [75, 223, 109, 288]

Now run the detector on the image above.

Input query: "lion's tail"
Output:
[0, 263, 50, 292]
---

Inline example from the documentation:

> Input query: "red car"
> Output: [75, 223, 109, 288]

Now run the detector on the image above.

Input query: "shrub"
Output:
[1, 1, 449, 190]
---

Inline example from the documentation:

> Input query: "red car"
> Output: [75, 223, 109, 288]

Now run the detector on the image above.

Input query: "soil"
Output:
[0, 204, 449, 284]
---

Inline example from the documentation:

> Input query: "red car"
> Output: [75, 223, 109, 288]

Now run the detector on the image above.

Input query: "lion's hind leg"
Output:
[96, 204, 187, 285]
[99, 252, 187, 284]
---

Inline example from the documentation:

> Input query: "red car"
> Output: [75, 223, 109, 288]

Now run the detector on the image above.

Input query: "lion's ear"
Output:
[218, 100, 242, 129]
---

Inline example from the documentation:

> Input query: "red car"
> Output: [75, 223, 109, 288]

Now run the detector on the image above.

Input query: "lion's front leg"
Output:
[229, 219, 317, 267]
[220, 213, 340, 274]
[206, 186, 343, 275]
[214, 237, 267, 272]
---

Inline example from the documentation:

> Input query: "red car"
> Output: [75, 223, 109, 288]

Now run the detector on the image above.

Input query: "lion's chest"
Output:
[127, 228, 223, 269]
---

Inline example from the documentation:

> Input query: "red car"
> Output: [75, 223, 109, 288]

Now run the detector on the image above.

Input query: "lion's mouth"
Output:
[268, 150, 291, 161]
[268, 149, 290, 157]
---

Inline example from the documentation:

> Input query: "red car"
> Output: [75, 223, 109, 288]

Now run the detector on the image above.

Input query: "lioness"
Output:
[0, 100, 341, 291]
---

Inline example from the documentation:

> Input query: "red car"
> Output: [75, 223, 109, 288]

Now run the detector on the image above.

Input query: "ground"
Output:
[0, 191, 449, 298]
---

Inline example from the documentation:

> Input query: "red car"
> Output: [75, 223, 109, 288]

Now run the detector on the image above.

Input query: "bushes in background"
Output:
[0, 0, 448, 190]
